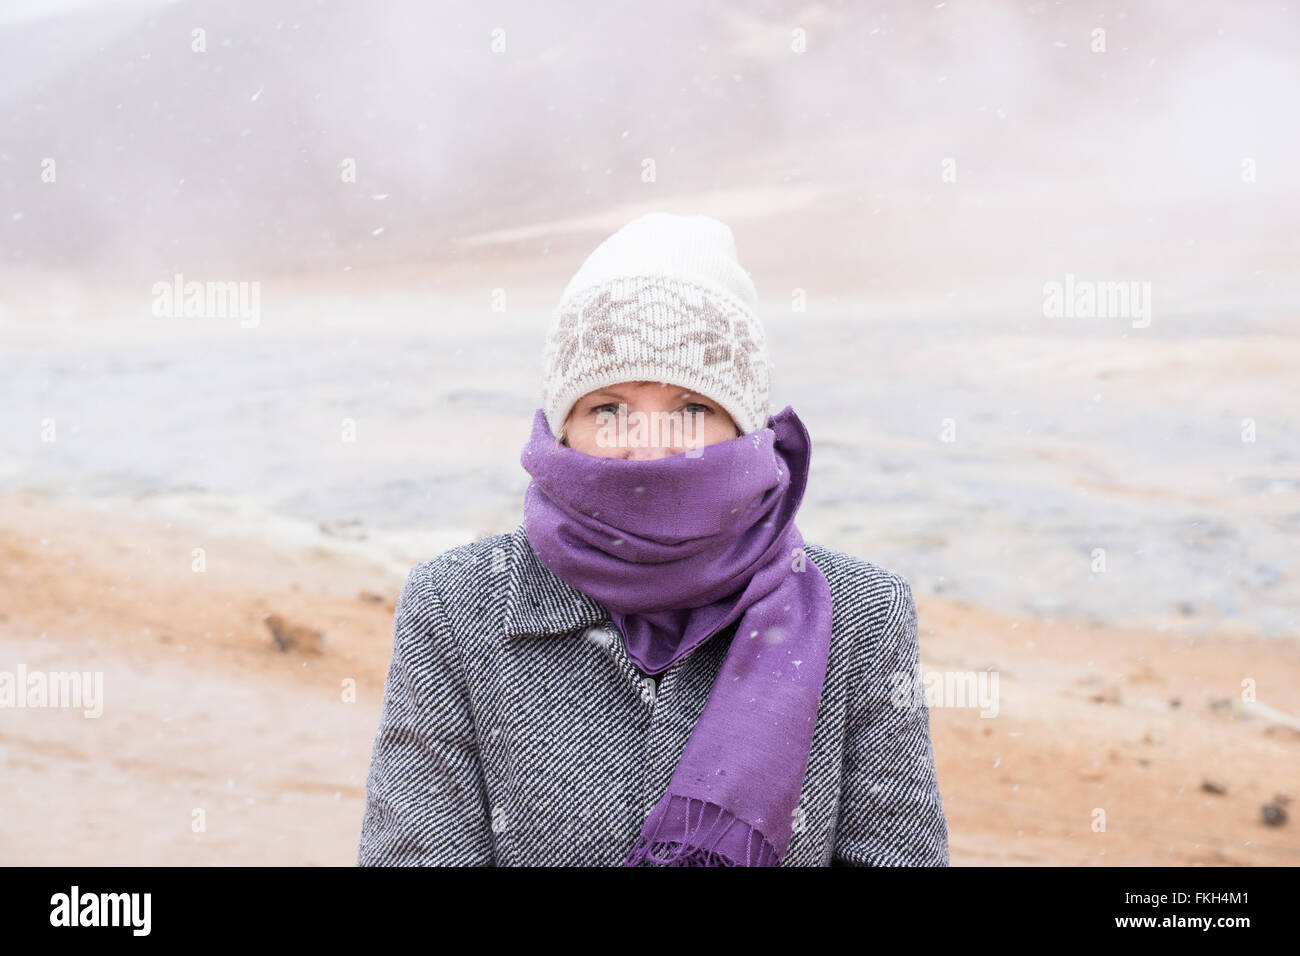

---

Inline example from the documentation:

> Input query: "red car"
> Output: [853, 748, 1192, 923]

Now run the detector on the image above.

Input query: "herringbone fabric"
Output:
[356, 521, 949, 866]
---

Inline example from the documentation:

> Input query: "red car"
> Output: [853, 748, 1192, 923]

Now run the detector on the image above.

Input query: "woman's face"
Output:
[561, 381, 739, 459]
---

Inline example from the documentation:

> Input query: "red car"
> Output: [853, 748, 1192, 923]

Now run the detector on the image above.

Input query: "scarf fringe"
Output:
[623, 793, 781, 867]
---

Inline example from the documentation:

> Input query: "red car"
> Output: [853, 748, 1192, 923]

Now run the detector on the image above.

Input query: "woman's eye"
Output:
[684, 402, 712, 415]
[592, 403, 619, 415]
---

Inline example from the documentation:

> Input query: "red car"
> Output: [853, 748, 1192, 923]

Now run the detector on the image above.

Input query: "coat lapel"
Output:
[502, 521, 610, 639]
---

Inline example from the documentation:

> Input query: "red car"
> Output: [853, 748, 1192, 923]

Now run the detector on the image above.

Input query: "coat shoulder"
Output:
[802, 542, 919, 703]
[803, 542, 916, 672]
[803, 541, 913, 615]
[405, 531, 514, 607]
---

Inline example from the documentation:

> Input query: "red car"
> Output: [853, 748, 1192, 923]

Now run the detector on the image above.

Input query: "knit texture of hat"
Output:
[540, 212, 773, 438]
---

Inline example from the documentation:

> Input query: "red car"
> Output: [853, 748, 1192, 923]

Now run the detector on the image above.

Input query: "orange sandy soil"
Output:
[1, 490, 1296, 865]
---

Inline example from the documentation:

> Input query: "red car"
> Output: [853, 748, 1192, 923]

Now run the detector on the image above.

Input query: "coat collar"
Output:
[502, 521, 611, 639]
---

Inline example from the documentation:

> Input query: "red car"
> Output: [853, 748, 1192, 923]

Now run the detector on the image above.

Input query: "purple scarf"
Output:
[519, 404, 834, 866]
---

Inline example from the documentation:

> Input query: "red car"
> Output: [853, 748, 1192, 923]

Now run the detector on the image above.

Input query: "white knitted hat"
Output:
[540, 212, 773, 438]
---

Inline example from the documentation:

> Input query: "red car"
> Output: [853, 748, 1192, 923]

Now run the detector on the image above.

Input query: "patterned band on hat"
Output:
[542, 275, 772, 438]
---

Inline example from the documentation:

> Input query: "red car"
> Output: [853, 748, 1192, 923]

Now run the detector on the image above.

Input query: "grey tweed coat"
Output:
[356, 520, 949, 866]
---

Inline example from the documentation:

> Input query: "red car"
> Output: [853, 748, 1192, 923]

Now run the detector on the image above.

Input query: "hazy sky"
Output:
[4, 0, 1296, 300]
[0, 0, 175, 25]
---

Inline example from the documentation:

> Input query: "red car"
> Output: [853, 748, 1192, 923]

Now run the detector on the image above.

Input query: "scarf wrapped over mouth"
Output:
[520, 404, 834, 866]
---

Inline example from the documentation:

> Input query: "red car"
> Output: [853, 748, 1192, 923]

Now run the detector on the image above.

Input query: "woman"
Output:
[357, 212, 949, 866]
